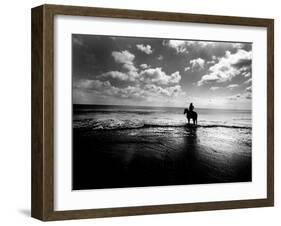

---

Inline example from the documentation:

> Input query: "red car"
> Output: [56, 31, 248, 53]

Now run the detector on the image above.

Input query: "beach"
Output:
[72, 105, 252, 190]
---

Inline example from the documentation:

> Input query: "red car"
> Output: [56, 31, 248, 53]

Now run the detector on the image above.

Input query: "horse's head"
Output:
[184, 108, 189, 114]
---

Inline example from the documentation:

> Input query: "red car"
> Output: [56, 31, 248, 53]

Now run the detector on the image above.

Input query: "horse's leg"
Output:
[194, 114, 197, 125]
[188, 118, 190, 124]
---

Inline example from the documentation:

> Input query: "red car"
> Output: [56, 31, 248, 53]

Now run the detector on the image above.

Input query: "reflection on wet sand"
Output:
[73, 125, 251, 190]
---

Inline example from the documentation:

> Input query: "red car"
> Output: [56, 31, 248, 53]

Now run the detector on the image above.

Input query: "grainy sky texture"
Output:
[72, 34, 252, 109]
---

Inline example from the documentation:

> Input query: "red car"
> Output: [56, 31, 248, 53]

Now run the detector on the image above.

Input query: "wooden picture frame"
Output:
[31, 4, 274, 221]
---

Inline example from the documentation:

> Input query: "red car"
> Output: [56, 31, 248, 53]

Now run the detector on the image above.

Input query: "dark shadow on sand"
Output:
[72, 124, 251, 190]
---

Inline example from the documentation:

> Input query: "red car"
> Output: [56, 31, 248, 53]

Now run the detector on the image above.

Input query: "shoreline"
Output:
[72, 126, 252, 190]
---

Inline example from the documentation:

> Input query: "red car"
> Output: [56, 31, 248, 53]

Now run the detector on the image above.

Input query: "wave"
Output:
[73, 119, 251, 131]
[74, 109, 161, 115]
[136, 124, 250, 129]
[197, 125, 251, 129]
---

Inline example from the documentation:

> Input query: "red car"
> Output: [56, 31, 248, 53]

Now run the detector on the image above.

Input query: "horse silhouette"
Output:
[184, 108, 198, 125]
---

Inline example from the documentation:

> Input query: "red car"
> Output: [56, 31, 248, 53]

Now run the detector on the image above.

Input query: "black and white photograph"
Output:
[72, 34, 252, 190]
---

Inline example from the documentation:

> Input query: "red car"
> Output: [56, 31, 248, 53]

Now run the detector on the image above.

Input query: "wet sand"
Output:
[72, 126, 252, 190]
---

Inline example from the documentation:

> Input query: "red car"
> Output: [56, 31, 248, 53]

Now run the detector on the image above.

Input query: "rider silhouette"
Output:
[189, 103, 194, 112]
[184, 103, 197, 125]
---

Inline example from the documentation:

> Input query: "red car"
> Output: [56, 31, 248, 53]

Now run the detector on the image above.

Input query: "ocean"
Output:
[72, 104, 252, 190]
[73, 104, 251, 130]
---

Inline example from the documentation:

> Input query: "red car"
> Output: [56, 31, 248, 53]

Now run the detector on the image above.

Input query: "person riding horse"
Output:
[184, 103, 198, 125]
[189, 103, 194, 112]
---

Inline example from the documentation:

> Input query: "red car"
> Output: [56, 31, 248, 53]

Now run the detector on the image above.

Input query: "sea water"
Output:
[72, 104, 252, 189]
[73, 104, 251, 130]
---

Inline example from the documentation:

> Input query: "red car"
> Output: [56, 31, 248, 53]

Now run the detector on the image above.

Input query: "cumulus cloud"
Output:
[136, 44, 153, 54]
[144, 84, 184, 97]
[99, 71, 134, 82]
[227, 84, 239, 89]
[100, 65, 181, 86]
[163, 40, 188, 54]
[110, 85, 144, 99]
[210, 86, 220, 91]
[197, 49, 252, 86]
[139, 67, 181, 85]
[112, 50, 134, 64]
[163, 40, 219, 54]
[207, 60, 216, 65]
[190, 58, 205, 71]
[98, 50, 182, 97]
[227, 94, 241, 101]
[75, 79, 141, 99]
[184, 66, 191, 71]
[207, 56, 217, 65]
[73, 35, 252, 108]
[157, 55, 163, 60]
[239, 67, 251, 77]
[74, 45, 187, 104]
[139, 64, 150, 69]
[246, 86, 252, 92]
[112, 50, 137, 72]
[186, 41, 217, 47]
[75, 78, 184, 100]
[227, 92, 251, 101]
[115, 84, 184, 99]
[74, 79, 111, 90]
[108, 50, 140, 82]
[244, 78, 252, 84]
[232, 43, 245, 49]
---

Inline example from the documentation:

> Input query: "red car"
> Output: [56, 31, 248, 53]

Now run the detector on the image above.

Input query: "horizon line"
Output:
[73, 103, 251, 111]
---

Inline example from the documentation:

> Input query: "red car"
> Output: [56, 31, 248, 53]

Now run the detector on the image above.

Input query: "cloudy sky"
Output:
[72, 34, 252, 109]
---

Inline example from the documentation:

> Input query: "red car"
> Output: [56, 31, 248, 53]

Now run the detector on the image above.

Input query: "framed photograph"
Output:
[31, 4, 274, 221]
